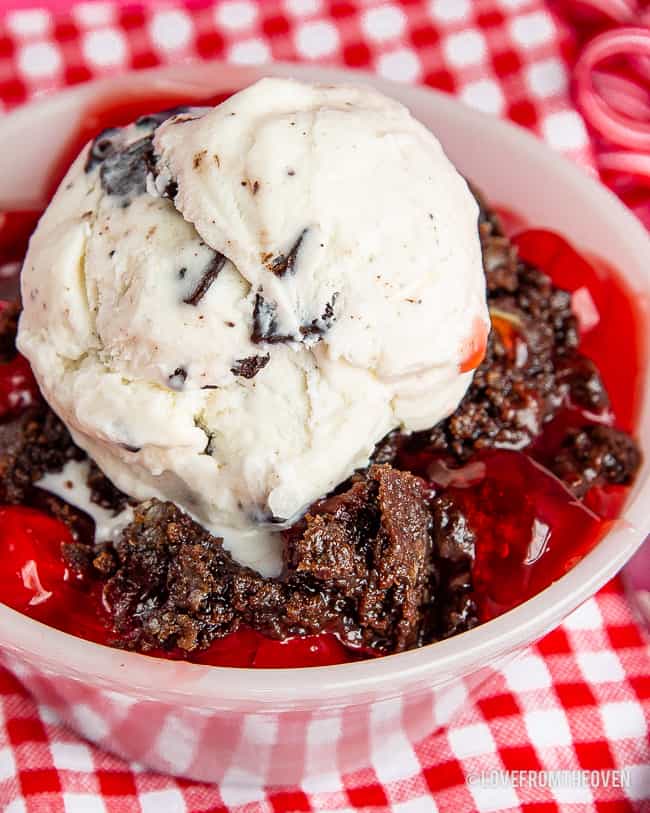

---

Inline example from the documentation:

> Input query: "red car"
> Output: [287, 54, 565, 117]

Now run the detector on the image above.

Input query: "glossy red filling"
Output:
[0, 93, 645, 667]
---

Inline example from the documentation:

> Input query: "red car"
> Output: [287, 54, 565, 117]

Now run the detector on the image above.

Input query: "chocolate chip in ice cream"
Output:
[118, 443, 142, 454]
[300, 293, 338, 340]
[182, 251, 227, 306]
[230, 354, 270, 379]
[159, 178, 178, 199]
[251, 294, 292, 344]
[269, 229, 308, 278]
[85, 127, 121, 173]
[99, 137, 156, 202]
[135, 107, 197, 132]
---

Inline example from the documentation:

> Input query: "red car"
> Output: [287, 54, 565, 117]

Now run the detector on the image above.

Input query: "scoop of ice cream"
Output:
[18, 78, 488, 552]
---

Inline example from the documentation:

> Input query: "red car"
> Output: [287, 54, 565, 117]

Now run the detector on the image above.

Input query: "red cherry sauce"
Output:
[438, 451, 604, 621]
[0, 94, 645, 664]
[0, 352, 38, 420]
[457, 227, 645, 620]
[0, 506, 109, 645]
[514, 229, 646, 433]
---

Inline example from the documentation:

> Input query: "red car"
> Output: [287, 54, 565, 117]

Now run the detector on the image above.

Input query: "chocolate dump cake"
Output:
[0, 81, 643, 667]
[0, 193, 641, 662]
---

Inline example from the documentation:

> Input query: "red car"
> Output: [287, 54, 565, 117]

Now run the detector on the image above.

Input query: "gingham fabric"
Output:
[0, 2, 648, 811]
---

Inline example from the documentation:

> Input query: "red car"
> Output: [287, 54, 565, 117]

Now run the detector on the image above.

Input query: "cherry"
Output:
[251, 632, 356, 668]
[447, 451, 603, 621]
[584, 484, 630, 521]
[513, 230, 645, 431]
[189, 628, 358, 668]
[0, 354, 40, 420]
[513, 229, 609, 334]
[148, 629, 358, 668]
[0, 506, 110, 643]
[189, 627, 261, 668]
[0, 506, 71, 614]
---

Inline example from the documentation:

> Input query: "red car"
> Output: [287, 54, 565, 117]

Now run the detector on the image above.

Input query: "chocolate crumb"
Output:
[183, 252, 227, 306]
[93, 547, 118, 577]
[86, 460, 130, 513]
[0, 408, 83, 504]
[552, 425, 641, 497]
[231, 354, 270, 379]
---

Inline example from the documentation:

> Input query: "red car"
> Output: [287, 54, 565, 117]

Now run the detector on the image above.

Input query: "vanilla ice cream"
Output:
[18, 78, 488, 569]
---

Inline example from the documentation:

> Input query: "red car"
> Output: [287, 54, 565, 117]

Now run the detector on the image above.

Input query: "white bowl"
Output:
[0, 62, 648, 786]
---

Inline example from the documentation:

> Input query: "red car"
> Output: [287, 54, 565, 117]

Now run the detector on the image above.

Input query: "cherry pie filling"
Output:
[0, 93, 644, 668]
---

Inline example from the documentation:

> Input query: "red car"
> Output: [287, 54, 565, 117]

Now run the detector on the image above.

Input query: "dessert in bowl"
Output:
[0, 62, 647, 784]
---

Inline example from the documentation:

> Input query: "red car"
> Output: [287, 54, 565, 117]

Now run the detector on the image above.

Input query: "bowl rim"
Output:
[0, 60, 648, 707]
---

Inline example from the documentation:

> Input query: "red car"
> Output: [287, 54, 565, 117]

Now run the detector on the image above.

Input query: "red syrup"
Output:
[0, 93, 645, 666]
[513, 229, 645, 432]
[0, 353, 39, 420]
[0, 506, 109, 645]
[437, 451, 604, 621]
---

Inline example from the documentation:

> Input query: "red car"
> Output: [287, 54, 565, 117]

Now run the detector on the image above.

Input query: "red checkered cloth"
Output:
[0, 1, 648, 811]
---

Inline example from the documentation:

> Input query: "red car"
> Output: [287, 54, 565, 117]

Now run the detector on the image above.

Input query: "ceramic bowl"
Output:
[0, 61, 648, 786]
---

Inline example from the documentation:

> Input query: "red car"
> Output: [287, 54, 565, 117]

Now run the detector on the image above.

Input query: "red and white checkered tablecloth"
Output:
[0, 1, 648, 811]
